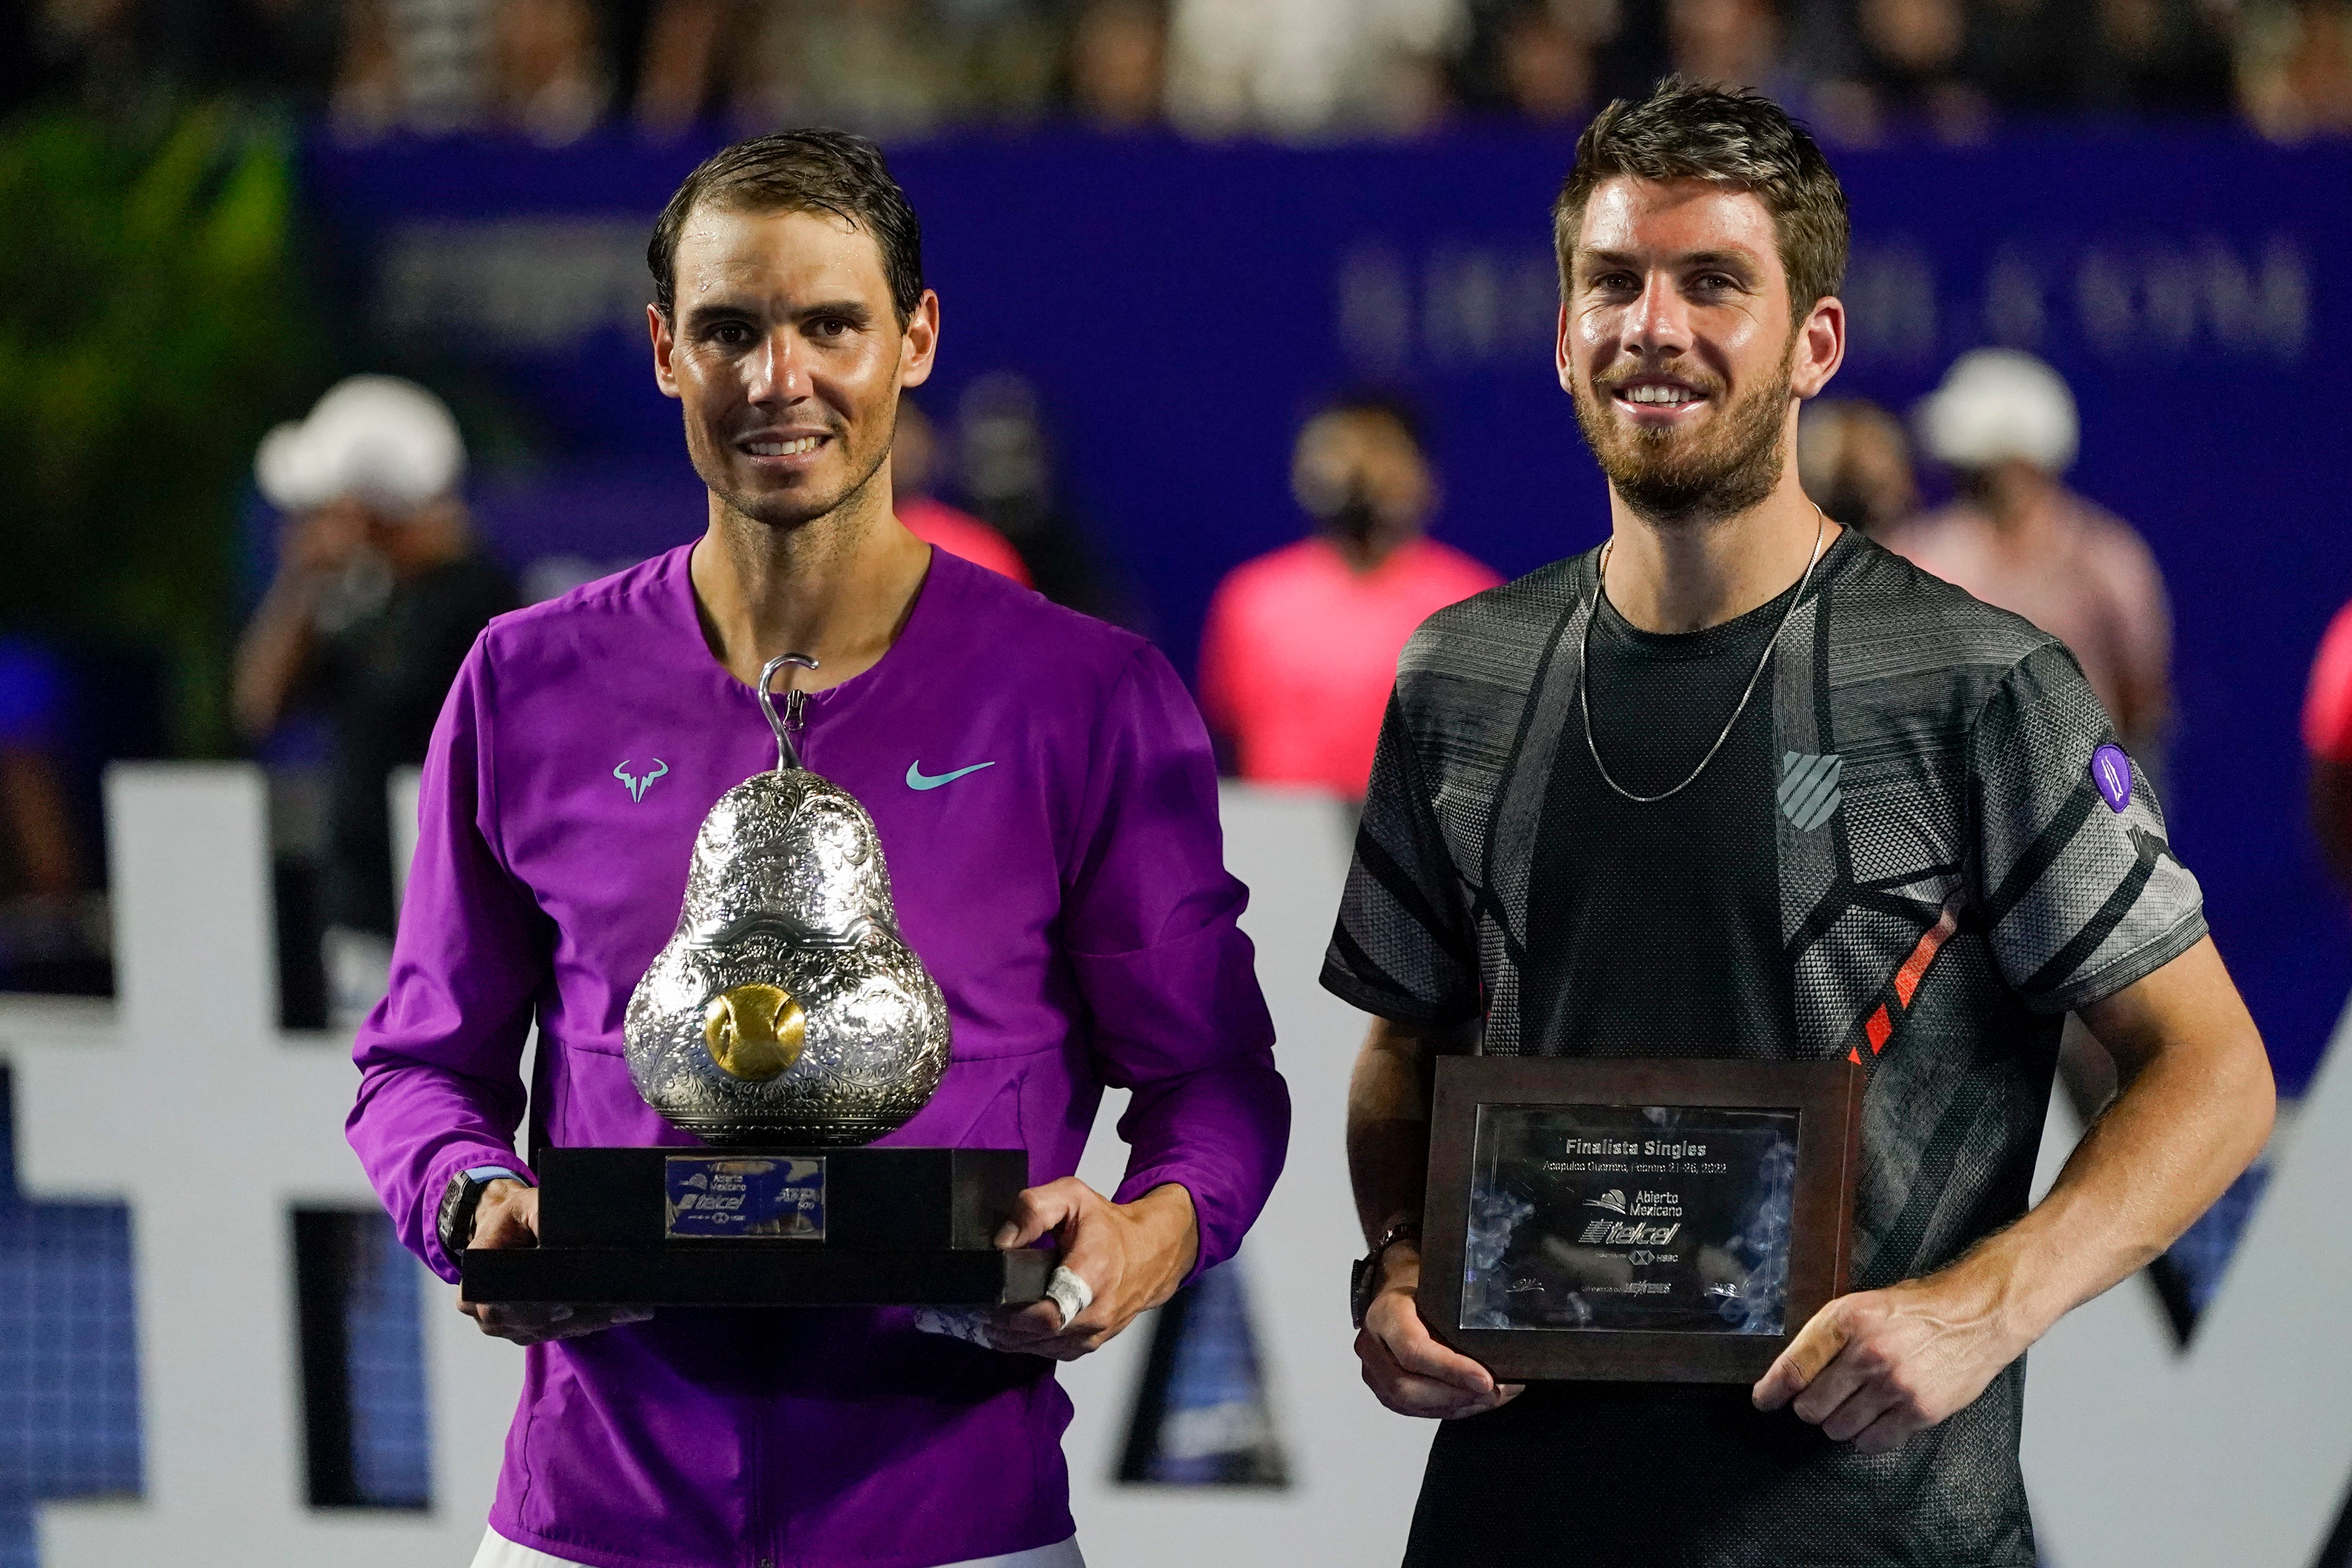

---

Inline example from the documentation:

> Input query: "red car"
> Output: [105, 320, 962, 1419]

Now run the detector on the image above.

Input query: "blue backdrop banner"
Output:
[304, 128, 2352, 1090]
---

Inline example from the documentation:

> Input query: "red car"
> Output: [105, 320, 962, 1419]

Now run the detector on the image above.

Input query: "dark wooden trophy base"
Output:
[460, 1146, 1051, 1307]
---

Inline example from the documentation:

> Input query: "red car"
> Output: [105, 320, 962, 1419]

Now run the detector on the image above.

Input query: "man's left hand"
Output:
[986, 1180, 1198, 1361]
[1752, 1267, 2026, 1454]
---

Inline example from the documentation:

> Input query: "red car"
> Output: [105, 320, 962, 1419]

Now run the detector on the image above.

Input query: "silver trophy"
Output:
[623, 654, 952, 1146]
[461, 655, 1048, 1309]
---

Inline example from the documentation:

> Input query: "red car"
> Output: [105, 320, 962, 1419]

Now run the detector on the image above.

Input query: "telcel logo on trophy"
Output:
[462, 655, 1053, 1309]
[1419, 1057, 1864, 1382]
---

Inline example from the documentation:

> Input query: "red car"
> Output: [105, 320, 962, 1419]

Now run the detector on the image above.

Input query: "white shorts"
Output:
[472, 1526, 1087, 1568]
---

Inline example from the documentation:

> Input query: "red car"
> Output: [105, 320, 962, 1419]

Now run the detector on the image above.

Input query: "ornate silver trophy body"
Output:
[623, 654, 952, 1146]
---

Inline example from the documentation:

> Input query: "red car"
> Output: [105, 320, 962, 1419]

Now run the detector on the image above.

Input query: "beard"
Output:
[1571, 340, 1796, 525]
[688, 411, 890, 534]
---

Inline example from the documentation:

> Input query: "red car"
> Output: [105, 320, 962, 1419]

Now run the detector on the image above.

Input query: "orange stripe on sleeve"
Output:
[1892, 905, 1962, 1009]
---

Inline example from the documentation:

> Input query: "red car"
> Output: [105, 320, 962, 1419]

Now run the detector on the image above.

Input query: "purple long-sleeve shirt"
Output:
[349, 544, 1288, 1568]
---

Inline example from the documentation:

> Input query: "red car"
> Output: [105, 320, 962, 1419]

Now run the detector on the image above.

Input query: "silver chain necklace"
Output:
[1577, 506, 1829, 806]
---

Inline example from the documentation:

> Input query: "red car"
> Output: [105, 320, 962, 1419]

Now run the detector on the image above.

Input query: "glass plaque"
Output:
[663, 1155, 827, 1240]
[1460, 1103, 1799, 1335]
[1419, 1057, 1862, 1383]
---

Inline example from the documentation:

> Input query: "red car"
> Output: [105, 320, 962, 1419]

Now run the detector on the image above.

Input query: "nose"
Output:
[744, 327, 810, 407]
[1623, 269, 1692, 359]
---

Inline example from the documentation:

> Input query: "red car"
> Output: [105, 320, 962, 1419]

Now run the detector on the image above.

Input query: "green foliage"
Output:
[0, 103, 319, 756]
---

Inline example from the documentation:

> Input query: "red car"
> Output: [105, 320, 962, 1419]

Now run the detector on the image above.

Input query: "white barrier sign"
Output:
[0, 765, 2344, 1567]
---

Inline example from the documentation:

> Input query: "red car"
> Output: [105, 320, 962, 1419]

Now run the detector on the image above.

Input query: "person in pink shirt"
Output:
[2306, 598, 2352, 890]
[890, 394, 1033, 585]
[1198, 394, 1501, 798]
[1880, 350, 2172, 761]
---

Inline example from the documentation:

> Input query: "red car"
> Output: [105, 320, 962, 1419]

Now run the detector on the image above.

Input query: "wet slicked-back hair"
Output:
[649, 128, 924, 323]
[1553, 78, 1849, 324]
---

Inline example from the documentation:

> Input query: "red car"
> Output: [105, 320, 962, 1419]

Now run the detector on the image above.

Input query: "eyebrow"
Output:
[1576, 248, 1762, 274]
[792, 298, 875, 324]
[678, 296, 878, 330]
[678, 298, 754, 329]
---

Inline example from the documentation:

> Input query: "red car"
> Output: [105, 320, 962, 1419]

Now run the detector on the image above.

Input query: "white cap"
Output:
[254, 375, 465, 514]
[1914, 349, 2078, 474]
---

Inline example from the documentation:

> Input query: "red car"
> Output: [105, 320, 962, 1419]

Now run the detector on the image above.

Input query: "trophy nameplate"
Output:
[1419, 1056, 1863, 1383]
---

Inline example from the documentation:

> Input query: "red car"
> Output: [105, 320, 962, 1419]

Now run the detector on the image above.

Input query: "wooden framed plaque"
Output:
[1420, 1056, 1863, 1384]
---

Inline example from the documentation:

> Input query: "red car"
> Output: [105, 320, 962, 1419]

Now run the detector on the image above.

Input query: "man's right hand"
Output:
[457, 1180, 655, 1347]
[280, 502, 369, 578]
[1354, 1245, 1522, 1419]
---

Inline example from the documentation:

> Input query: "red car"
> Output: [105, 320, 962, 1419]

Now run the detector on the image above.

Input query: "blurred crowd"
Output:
[0, 341, 2282, 1002]
[1194, 349, 2183, 816]
[7, 0, 2352, 142]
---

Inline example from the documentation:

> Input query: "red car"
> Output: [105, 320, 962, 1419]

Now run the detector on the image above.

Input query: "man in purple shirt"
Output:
[348, 129, 1289, 1568]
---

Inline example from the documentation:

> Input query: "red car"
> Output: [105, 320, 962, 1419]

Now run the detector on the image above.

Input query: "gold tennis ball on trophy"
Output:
[702, 983, 807, 1082]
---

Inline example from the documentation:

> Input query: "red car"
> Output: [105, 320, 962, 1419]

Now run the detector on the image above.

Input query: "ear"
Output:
[1791, 294, 1845, 401]
[898, 289, 941, 390]
[650, 303, 681, 401]
[1555, 298, 1576, 399]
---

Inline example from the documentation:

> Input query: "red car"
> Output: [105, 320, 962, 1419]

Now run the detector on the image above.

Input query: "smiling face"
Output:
[1559, 176, 1840, 525]
[652, 205, 937, 533]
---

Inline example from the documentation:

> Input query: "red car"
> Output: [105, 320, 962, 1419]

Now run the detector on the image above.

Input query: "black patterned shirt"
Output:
[1322, 530, 2205, 1568]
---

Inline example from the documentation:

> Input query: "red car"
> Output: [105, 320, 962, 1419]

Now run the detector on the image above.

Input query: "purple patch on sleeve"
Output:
[2091, 744, 2133, 813]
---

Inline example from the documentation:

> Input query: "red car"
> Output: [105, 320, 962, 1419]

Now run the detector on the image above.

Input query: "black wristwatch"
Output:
[1350, 1217, 1422, 1330]
[437, 1164, 528, 1260]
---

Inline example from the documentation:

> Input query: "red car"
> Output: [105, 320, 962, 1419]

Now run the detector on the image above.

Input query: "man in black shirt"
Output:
[235, 376, 516, 1022]
[1325, 80, 2275, 1567]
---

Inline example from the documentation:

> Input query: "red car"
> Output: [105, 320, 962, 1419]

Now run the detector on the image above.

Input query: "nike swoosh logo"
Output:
[906, 760, 995, 791]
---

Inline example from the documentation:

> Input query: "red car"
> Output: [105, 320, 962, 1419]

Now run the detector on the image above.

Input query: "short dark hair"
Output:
[648, 129, 924, 323]
[1310, 390, 1427, 455]
[1552, 78, 1850, 324]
